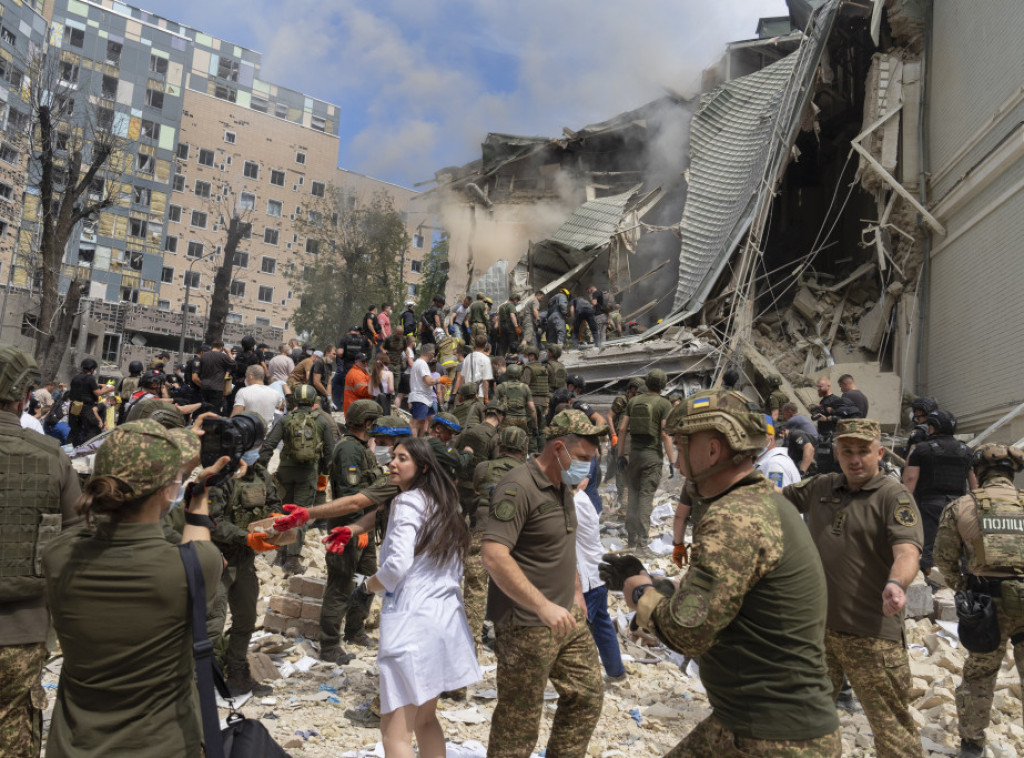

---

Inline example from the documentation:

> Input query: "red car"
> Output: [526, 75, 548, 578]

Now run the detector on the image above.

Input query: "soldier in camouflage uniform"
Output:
[455, 402, 503, 525]
[452, 382, 485, 430]
[782, 418, 924, 758]
[614, 389, 840, 757]
[934, 444, 1024, 758]
[467, 293, 491, 343]
[616, 369, 674, 547]
[482, 410, 607, 758]
[0, 346, 81, 758]
[521, 346, 550, 452]
[495, 364, 536, 435]
[607, 378, 645, 508]
[765, 374, 789, 423]
[466, 426, 527, 643]
[320, 399, 383, 663]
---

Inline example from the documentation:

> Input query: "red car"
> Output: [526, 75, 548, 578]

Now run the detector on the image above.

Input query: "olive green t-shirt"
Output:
[782, 472, 923, 641]
[625, 392, 672, 453]
[483, 458, 577, 626]
[329, 433, 377, 527]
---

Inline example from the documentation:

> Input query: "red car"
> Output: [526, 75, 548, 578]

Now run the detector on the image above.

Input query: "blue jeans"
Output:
[585, 585, 625, 677]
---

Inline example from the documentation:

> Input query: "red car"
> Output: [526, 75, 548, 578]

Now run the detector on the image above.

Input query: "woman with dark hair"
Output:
[361, 436, 479, 757]
[369, 353, 394, 415]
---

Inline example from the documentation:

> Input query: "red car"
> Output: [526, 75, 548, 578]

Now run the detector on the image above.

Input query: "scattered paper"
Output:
[440, 707, 489, 724]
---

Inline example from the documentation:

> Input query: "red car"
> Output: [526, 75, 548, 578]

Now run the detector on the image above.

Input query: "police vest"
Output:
[958, 484, 1024, 576]
[914, 437, 973, 501]
[500, 382, 529, 417]
[343, 339, 363, 363]
[526, 361, 549, 398]
[547, 360, 567, 390]
[0, 425, 64, 602]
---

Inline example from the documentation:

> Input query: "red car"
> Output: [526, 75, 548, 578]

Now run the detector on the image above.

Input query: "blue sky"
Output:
[138, 0, 790, 188]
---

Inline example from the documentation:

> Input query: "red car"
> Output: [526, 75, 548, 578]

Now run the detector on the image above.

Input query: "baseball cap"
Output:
[313, 350, 324, 358]
[355, 352, 369, 362]
[835, 418, 880, 442]
[93, 419, 198, 499]
[545, 409, 608, 440]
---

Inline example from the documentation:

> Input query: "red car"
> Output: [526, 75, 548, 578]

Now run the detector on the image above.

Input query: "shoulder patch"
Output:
[894, 503, 918, 527]
[503, 486, 518, 497]
[793, 477, 813, 489]
[668, 588, 709, 628]
[767, 471, 783, 487]
[493, 500, 517, 522]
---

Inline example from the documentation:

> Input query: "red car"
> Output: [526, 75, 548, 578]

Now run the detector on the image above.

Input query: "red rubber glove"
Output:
[672, 543, 689, 568]
[273, 504, 309, 532]
[322, 526, 352, 555]
[247, 532, 280, 553]
[356, 532, 369, 550]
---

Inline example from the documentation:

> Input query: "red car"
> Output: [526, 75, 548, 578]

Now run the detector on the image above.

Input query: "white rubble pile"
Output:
[37, 466, 1024, 756]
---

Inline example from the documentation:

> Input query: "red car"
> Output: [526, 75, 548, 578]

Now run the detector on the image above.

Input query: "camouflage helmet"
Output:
[458, 381, 478, 399]
[498, 426, 529, 455]
[668, 391, 683, 405]
[665, 389, 767, 454]
[545, 408, 609, 440]
[506, 364, 523, 380]
[93, 419, 198, 499]
[485, 399, 505, 416]
[126, 396, 186, 428]
[645, 369, 667, 393]
[346, 399, 382, 428]
[972, 443, 1024, 477]
[627, 377, 647, 394]
[431, 412, 461, 433]
[547, 344, 562, 360]
[767, 374, 782, 387]
[372, 414, 412, 437]
[294, 384, 317, 406]
[0, 345, 40, 403]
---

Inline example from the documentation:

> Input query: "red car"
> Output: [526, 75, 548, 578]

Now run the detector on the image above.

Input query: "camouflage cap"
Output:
[93, 419, 198, 499]
[431, 412, 461, 433]
[834, 418, 881, 442]
[459, 381, 478, 398]
[294, 384, 317, 405]
[372, 414, 412, 437]
[346, 399, 382, 427]
[126, 396, 186, 428]
[0, 344, 40, 403]
[664, 389, 766, 454]
[498, 425, 529, 455]
[545, 408, 608, 440]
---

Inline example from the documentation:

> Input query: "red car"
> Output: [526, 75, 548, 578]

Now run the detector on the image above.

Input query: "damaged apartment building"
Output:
[425, 0, 1024, 441]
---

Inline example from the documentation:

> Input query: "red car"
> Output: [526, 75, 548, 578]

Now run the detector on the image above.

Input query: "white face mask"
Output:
[375, 447, 392, 465]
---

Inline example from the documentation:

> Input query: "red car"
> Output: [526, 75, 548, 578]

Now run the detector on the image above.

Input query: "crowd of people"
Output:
[2, 289, 1023, 758]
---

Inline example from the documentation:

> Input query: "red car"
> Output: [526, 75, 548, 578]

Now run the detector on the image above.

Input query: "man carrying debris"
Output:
[616, 369, 674, 548]
[612, 389, 841, 756]
[782, 418, 924, 758]
[934, 444, 1024, 758]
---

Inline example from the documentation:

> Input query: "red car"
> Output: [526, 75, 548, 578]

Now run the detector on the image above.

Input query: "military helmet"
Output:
[972, 443, 1024, 476]
[645, 369, 667, 392]
[910, 396, 939, 414]
[506, 364, 523, 380]
[767, 374, 782, 387]
[547, 344, 562, 360]
[627, 377, 647, 394]
[668, 391, 683, 405]
[459, 381, 478, 399]
[346, 399, 382, 427]
[567, 374, 585, 391]
[665, 389, 767, 454]
[498, 426, 529, 455]
[126, 397, 186, 428]
[128, 360, 144, 375]
[0, 345, 40, 403]
[485, 399, 505, 416]
[140, 370, 165, 388]
[372, 414, 412, 437]
[926, 409, 957, 436]
[431, 412, 461, 433]
[294, 384, 317, 406]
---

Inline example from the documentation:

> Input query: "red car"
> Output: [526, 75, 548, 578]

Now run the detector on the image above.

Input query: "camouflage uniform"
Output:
[633, 391, 840, 756]
[467, 297, 491, 343]
[521, 358, 550, 450]
[622, 371, 673, 546]
[455, 417, 500, 526]
[608, 379, 645, 505]
[934, 448, 1024, 750]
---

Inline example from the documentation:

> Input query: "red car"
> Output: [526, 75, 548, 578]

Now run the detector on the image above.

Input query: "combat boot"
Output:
[958, 739, 984, 758]
[344, 630, 374, 647]
[281, 556, 306, 575]
[319, 645, 354, 665]
[226, 667, 273, 698]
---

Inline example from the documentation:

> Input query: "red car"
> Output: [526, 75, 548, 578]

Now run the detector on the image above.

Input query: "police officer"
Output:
[612, 389, 841, 756]
[495, 364, 536, 434]
[616, 369, 674, 548]
[0, 346, 81, 758]
[481, 410, 607, 757]
[764, 374, 788, 423]
[521, 346, 550, 449]
[546, 288, 569, 346]
[258, 385, 333, 574]
[934, 444, 1024, 758]
[608, 378, 645, 507]
[68, 357, 114, 445]
[320, 399, 383, 663]
[903, 396, 938, 459]
[903, 409, 976, 578]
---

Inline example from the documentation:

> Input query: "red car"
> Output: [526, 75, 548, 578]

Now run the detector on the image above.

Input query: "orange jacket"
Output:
[343, 364, 372, 413]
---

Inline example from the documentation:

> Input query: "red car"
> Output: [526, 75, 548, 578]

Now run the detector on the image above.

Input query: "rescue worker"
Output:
[545, 344, 567, 394]
[320, 399, 383, 664]
[903, 396, 938, 459]
[497, 293, 521, 356]
[570, 292, 599, 350]
[118, 360, 144, 401]
[934, 444, 1024, 758]
[0, 346, 81, 758]
[343, 352, 372, 413]
[608, 378, 646, 507]
[452, 382, 485, 430]
[434, 328, 460, 405]
[521, 290, 542, 349]
[520, 345, 550, 450]
[764, 374, 789, 423]
[258, 385, 333, 574]
[495, 363, 536, 435]
[903, 409, 976, 578]
[467, 293, 491, 343]
[68, 357, 114, 445]
[616, 369, 674, 548]
[400, 300, 418, 339]
[612, 389, 842, 756]
[546, 289, 569, 346]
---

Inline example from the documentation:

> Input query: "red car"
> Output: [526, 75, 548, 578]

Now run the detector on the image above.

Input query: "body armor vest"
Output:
[627, 394, 659, 439]
[0, 426, 64, 602]
[499, 382, 529, 417]
[453, 399, 484, 430]
[959, 483, 1024, 577]
[343, 339, 362, 363]
[526, 361, 549, 398]
[547, 360, 567, 390]
[915, 437, 973, 500]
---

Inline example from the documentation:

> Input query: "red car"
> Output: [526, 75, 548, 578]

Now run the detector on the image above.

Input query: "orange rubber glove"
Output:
[317, 475, 328, 491]
[322, 526, 352, 555]
[672, 542, 689, 568]
[438, 375, 452, 387]
[356, 532, 369, 550]
[610, 432, 618, 448]
[515, 327, 522, 339]
[247, 532, 280, 552]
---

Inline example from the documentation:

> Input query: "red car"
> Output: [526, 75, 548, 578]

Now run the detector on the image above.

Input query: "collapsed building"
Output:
[423, 0, 1024, 443]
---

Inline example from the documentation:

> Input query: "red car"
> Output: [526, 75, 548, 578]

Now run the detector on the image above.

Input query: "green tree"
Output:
[415, 237, 449, 314]
[290, 186, 409, 347]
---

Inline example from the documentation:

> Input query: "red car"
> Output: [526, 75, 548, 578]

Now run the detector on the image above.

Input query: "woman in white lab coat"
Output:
[361, 437, 481, 757]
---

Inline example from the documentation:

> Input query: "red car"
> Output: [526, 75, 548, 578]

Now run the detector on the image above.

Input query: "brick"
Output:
[287, 575, 326, 599]
[269, 594, 302, 618]
[300, 618, 322, 640]
[247, 652, 280, 683]
[262, 611, 290, 633]
[300, 599, 322, 620]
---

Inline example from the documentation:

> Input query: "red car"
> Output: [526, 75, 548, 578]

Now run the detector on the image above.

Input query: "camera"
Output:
[200, 413, 266, 479]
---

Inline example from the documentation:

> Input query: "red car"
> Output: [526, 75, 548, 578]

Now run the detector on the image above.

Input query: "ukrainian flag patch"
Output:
[692, 397, 711, 409]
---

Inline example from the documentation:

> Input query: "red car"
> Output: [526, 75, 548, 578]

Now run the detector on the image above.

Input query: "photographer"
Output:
[42, 419, 225, 757]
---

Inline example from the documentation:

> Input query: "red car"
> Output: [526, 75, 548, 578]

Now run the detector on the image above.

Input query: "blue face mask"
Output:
[241, 449, 259, 466]
[557, 444, 590, 486]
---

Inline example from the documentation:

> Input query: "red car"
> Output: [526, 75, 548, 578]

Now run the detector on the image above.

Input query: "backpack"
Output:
[283, 411, 322, 464]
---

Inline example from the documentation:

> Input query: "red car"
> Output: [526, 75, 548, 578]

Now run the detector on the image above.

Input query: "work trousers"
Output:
[320, 536, 378, 648]
[625, 448, 662, 544]
[0, 642, 47, 758]
[825, 629, 923, 758]
[462, 531, 488, 646]
[209, 555, 259, 674]
[547, 315, 566, 345]
[275, 465, 318, 559]
[584, 586, 624, 677]
[572, 310, 598, 348]
[200, 387, 224, 414]
[488, 605, 603, 758]
[593, 313, 607, 347]
[918, 496, 949, 574]
[68, 405, 100, 447]
[667, 716, 842, 758]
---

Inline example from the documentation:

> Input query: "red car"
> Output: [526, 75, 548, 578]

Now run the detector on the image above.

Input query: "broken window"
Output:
[410, 259, 422, 274]
[267, 199, 282, 217]
[133, 186, 151, 206]
[224, 130, 236, 144]
[250, 96, 269, 114]
[137, 154, 154, 174]
[172, 174, 185, 192]
[239, 192, 255, 211]
[157, 299, 170, 311]
[161, 265, 174, 283]
[295, 152, 305, 165]
[311, 116, 327, 132]
[59, 61, 79, 85]
[146, 89, 164, 109]
[305, 238, 319, 254]
[167, 204, 181, 222]
[67, 27, 84, 48]
[311, 181, 325, 197]
[97, 107, 114, 130]
[0, 182, 12, 201]
[140, 120, 160, 139]
[1, 27, 15, 45]
[217, 58, 240, 82]
[121, 287, 139, 303]
[126, 251, 144, 270]
[164, 236, 177, 253]
[177, 142, 190, 160]
[413, 234, 424, 248]
[129, 218, 147, 238]
[214, 84, 237, 103]
[275, 103, 289, 119]
[150, 55, 168, 75]
[106, 40, 122, 66]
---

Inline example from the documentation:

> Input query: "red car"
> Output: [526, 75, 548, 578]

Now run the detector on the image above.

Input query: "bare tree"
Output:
[22, 52, 127, 378]
[204, 192, 253, 345]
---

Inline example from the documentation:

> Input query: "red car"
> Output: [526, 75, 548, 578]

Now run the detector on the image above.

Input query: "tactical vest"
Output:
[547, 359, 567, 390]
[0, 426, 64, 602]
[500, 382, 528, 417]
[959, 484, 1024, 577]
[119, 376, 140, 398]
[453, 399, 484, 431]
[230, 471, 269, 528]
[627, 394, 660, 439]
[343, 339, 362, 363]
[915, 437, 973, 501]
[526, 361, 549, 398]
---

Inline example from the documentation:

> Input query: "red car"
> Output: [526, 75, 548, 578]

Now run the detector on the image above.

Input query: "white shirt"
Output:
[573, 491, 604, 593]
[233, 383, 283, 429]
[452, 302, 468, 326]
[755, 447, 802, 489]
[266, 354, 295, 384]
[21, 412, 45, 434]
[408, 358, 433, 405]
[460, 352, 493, 397]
